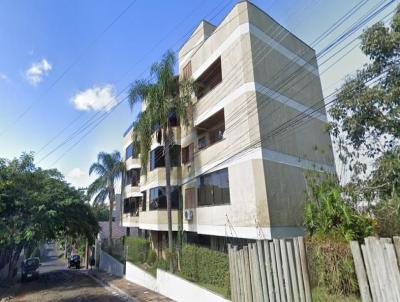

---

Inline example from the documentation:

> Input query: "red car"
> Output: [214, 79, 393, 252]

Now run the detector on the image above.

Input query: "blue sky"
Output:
[0, 0, 396, 188]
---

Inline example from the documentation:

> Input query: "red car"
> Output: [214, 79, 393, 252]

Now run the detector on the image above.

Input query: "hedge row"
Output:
[306, 237, 358, 296]
[180, 244, 230, 295]
[124, 236, 150, 263]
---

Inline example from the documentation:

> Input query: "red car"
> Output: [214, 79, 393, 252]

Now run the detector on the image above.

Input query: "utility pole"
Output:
[85, 238, 89, 269]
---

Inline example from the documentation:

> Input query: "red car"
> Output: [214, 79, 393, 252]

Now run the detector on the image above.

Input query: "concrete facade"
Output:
[121, 1, 335, 245]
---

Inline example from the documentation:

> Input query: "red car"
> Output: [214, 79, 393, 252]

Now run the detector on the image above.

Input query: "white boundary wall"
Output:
[125, 261, 158, 292]
[125, 261, 230, 302]
[157, 269, 231, 302]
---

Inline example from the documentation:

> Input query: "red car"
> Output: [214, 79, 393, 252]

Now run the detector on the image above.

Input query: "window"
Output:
[168, 110, 179, 127]
[182, 143, 194, 164]
[198, 168, 230, 206]
[182, 61, 192, 79]
[196, 109, 225, 150]
[141, 191, 147, 211]
[198, 137, 207, 150]
[209, 124, 225, 145]
[123, 197, 141, 216]
[185, 187, 196, 209]
[125, 144, 135, 159]
[149, 187, 180, 210]
[195, 57, 222, 99]
[150, 145, 181, 171]
[126, 168, 140, 186]
[150, 147, 165, 170]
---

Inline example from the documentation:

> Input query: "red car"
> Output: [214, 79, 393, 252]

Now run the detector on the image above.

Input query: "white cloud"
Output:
[0, 73, 8, 82]
[25, 58, 52, 86]
[67, 167, 85, 179]
[71, 84, 117, 111]
[66, 167, 90, 189]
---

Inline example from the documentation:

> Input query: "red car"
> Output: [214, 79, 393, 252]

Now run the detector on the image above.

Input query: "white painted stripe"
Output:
[182, 224, 305, 239]
[180, 147, 335, 185]
[261, 148, 335, 172]
[249, 24, 318, 76]
[190, 22, 318, 80]
[194, 81, 326, 126]
[138, 223, 179, 231]
[254, 83, 327, 122]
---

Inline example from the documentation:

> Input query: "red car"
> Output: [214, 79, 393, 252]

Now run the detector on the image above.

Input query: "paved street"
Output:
[0, 244, 129, 302]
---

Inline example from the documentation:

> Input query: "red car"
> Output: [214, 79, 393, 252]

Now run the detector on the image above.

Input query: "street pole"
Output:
[85, 238, 89, 269]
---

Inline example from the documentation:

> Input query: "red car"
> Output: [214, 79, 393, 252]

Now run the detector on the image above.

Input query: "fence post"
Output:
[297, 237, 311, 302]
[274, 239, 286, 302]
[293, 238, 305, 302]
[280, 239, 293, 302]
[257, 241, 268, 302]
[286, 240, 299, 302]
[264, 241, 275, 302]
[228, 244, 237, 302]
[361, 244, 379, 302]
[243, 246, 253, 302]
[350, 241, 372, 302]
[393, 237, 400, 267]
[270, 241, 281, 302]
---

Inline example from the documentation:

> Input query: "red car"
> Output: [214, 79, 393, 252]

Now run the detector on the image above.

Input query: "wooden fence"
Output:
[228, 237, 311, 302]
[350, 236, 400, 302]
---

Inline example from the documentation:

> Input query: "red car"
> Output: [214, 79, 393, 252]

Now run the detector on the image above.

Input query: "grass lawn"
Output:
[312, 287, 361, 302]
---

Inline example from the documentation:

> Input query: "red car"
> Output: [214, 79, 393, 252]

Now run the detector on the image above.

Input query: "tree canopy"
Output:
[0, 153, 99, 279]
[329, 6, 400, 173]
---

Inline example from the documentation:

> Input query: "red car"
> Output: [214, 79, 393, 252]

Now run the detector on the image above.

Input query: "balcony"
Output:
[122, 197, 142, 227]
[196, 109, 225, 148]
[138, 209, 179, 231]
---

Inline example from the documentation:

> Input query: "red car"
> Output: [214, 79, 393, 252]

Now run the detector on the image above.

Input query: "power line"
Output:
[0, 0, 138, 138]
[37, 0, 235, 164]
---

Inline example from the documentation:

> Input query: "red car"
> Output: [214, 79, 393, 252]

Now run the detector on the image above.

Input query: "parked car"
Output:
[21, 257, 40, 281]
[68, 254, 81, 269]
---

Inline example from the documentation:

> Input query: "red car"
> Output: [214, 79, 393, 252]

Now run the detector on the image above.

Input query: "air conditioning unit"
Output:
[184, 209, 193, 221]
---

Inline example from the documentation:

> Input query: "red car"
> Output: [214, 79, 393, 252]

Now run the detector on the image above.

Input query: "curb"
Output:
[82, 270, 138, 302]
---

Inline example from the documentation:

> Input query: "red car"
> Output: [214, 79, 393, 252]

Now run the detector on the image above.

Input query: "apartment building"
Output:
[121, 1, 335, 254]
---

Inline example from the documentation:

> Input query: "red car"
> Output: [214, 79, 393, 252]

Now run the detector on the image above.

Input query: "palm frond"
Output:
[89, 162, 106, 176]
[93, 188, 108, 206]
[87, 176, 107, 199]
[128, 79, 152, 110]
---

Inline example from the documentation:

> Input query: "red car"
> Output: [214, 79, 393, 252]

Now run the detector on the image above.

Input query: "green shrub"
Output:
[180, 244, 230, 297]
[125, 236, 150, 263]
[373, 196, 400, 237]
[147, 249, 157, 265]
[306, 236, 358, 296]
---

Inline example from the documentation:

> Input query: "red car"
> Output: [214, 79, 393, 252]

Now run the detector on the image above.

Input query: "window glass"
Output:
[150, 145, 180, 170]
[149, 186, 180, 210]
[125, 144, 134, 159]
[198, 168, 230, 206]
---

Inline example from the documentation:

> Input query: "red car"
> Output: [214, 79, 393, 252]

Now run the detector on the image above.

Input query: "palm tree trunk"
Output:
[108, 187, 115, 254]
[164, 126, 174, 273]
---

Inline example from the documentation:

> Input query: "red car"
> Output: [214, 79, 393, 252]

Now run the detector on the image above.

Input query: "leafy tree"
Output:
[88, 151, 124, 253]
[369, 145, 400, 199]
[128, 50, 194, 272]
[0, 153, 99, 280]
[304, 173, 375, 241]
[329, 6, 400, 173]
[92, 204, 110, 221]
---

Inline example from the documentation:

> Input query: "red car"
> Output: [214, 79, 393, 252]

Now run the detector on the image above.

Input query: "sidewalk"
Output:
[87, 269, 174, 302]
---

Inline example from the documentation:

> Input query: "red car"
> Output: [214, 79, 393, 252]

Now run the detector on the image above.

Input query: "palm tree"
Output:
[88, 151, 124, 253]
[128, 50, 194, 272]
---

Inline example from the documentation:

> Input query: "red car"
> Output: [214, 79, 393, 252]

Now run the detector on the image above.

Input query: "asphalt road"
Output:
[1, 243, 129, 302]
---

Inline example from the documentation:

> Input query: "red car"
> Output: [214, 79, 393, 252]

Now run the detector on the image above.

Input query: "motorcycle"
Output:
[68, 254, 81, 269]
